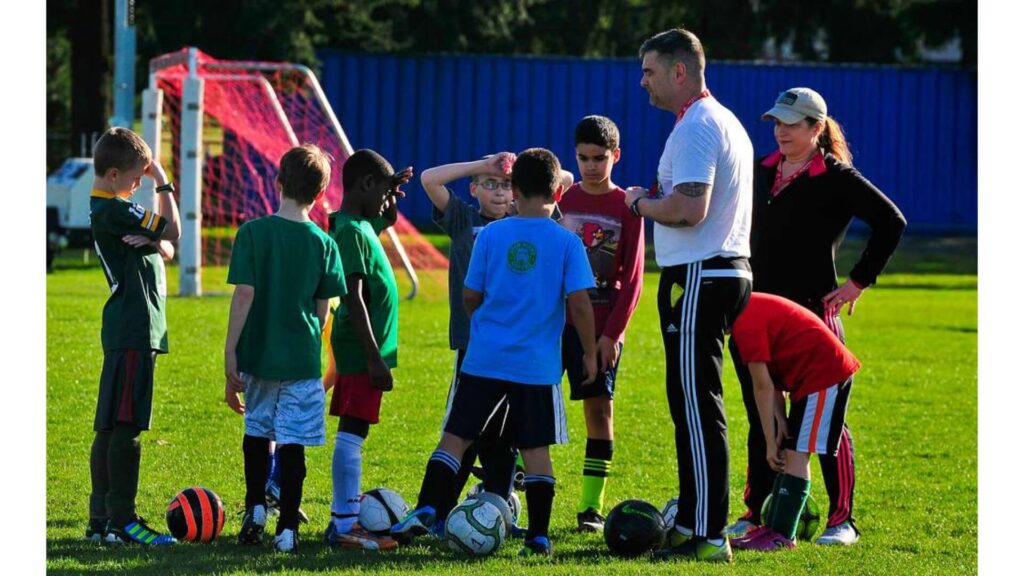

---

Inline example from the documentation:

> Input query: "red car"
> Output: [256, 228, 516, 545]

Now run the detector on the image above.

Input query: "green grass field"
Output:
[46, 235, 977, 575]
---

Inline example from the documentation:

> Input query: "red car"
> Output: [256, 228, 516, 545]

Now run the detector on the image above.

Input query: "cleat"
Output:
[726, 518, 759, 540]
[85, 518, 107, 543]
[265, 480, 309, 523]
[389, 506, 436, 543]
[325, 522, 397, 551]
[238, 505, 267, 545]
[730, 524, 770, 547]
[430, 519, 446, 539]
[105, 517, 177, 546]
[653, 537, 732, 563]
[274, 527, 299, 553]
[509, 524, 528, 538]
[575, 508, 606, 533]
[663, 527, 693, 548]
[519, 535, 552, 557]
[737, 527, 795, 551]
[815, 521, 859, 546]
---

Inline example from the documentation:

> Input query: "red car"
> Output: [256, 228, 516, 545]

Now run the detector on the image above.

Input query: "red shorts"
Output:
[329, 374, 383, 424]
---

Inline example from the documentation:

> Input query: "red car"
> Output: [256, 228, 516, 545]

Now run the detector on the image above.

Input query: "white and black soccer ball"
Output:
[359, 488, 409, 533]
[661, 498, 678, 529]
[445, 498, 506, 556]
[466, 482, 522, 528]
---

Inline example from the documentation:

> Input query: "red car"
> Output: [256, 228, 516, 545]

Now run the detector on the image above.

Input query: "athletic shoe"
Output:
[238, 504, 267, 545]
[325, 521, 398, 551]
[740, 528, 795, 551]
[730, 525, 771, 548]
[389, 506, 436, 543]
[576, 508, 605, 533]
[725, 518, 759, 540]
[85, 518, 107, 543]
[663, 527, 693, 548]
[653, 537, 732, 563]
[519, 535, 552, 557]
[430, 519, 446, 539]
[509, 524, 528, 538]
[265, 480, 309, 523]
[815, 521, 860, 546]
[274, 528, 299, 553]
[105, 517, 177, 546]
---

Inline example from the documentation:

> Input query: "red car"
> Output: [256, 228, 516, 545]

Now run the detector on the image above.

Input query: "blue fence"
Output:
[319, 51, 977, 232]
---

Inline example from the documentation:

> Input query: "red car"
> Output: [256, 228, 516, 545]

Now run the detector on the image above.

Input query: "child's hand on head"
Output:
[145, 161, 168, 186]
[390, 167, 414, 196]
[493, 152, 516, 175]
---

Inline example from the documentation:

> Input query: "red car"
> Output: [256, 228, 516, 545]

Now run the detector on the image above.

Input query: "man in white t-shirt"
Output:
[624, 28, 753, 563]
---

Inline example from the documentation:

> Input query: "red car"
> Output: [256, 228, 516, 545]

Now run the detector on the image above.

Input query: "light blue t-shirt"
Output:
[461, 216, 595, 385]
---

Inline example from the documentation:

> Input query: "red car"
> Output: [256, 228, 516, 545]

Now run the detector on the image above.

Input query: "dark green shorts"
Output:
[94, 349, 157, 431]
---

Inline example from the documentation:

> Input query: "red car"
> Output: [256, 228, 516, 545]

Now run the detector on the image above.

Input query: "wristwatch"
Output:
[156, 183, 175, 194]
[629, 196, 644, 218]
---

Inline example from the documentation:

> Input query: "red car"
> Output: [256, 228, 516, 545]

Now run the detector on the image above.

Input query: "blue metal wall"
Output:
[319, 51, 977, 232]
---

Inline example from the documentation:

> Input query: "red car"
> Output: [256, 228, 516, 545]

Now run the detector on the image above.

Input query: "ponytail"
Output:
[816, 116, 852, 165]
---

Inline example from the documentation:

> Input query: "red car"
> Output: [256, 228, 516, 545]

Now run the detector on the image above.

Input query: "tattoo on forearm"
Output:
[675, 182, 710, 197]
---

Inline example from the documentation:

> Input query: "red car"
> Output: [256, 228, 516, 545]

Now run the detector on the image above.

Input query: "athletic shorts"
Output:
[243, 374, 326, 446]
[94, 349, 157, 431]
[329, 373, 383, 424]
[443, 371, 568, 449]
[783, 378, 853, 456]
[562, 324, 621, 400]
[440, 350, 509, 442]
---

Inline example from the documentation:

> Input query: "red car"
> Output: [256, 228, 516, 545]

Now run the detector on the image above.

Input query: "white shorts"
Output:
[242, 374, 326, 446]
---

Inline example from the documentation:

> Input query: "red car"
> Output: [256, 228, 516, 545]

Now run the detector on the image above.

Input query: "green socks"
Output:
[767, 473, 810, 541]
[578, 439, 613, 514]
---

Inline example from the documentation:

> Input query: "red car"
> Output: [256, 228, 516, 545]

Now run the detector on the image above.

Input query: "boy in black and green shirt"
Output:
[88, 127, 181, 546]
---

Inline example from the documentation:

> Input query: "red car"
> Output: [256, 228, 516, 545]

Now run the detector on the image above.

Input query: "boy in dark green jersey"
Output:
[323, 149, 412, 551]
[224, 144, 348, 553]
[87, 127, 181, 546]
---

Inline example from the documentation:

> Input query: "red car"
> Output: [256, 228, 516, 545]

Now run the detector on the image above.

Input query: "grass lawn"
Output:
[45, 236, 977, 575]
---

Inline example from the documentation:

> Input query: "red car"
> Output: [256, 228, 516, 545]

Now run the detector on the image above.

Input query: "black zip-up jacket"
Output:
[750, 150, 907, 315]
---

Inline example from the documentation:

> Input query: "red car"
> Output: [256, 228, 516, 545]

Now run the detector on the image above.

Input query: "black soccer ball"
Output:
[603, 499, 666, 556]
[165, 486, 225, 542]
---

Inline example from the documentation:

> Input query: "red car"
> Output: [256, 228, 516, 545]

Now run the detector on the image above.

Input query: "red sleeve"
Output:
[602, 210, 645, 342]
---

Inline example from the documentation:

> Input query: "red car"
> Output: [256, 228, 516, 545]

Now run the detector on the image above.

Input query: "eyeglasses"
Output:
[476, 179, 512, 191]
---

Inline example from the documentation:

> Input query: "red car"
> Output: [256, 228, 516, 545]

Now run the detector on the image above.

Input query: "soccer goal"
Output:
[141, 47, 447, 297]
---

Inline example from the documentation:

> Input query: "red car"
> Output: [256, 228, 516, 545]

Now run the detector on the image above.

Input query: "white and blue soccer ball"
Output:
[359, 488, 409, 533]
[467, 482, 522, 528]
[661, 498, 678, 529]
[445, 498, 506, 556]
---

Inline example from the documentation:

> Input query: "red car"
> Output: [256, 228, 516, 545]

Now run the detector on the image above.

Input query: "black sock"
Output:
[524, 475, 555, 540]
[479, 441, 517, 498]
[416, 449, 461, 520]
[242, 435, 271, 509]
[454, 444, 479, 498]
[106, 424, 141, 526]
[276, 444, 306, 533]
[89, 431, 112, 521]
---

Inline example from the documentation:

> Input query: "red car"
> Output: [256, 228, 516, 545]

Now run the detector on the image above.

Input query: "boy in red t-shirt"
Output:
[727, 293, 860, 551]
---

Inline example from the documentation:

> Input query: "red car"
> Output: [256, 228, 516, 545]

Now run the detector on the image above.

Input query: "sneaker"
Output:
[265, 480, 309, 523]
[509, 524, 528, 538]
[730, 525, 771, 548]
[576, 508, 605, 533]
[725, 518, 759, 540]
[389, 506, 436, 543]
[239, 504, 267, 545]
[274, 528, 299, 553]
[85, 518, 107, 543]
[815, 521, 860, 546]
[519, 535, 552, 557]
[653, 537, 732, 563]
[430, 519, 446, 539]
[105, 517, 177, 546]
[325, 522, 398, 551]
[663, 526, 693, 548]
[739, 528, 795, 551]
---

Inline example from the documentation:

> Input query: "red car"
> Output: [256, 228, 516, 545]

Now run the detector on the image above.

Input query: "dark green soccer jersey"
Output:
[227, 215, 347, 380]
[329, 212, 399, 375]
[89, 190, 170, 353]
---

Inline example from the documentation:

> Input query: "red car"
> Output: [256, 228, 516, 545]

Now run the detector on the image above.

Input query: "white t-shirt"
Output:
[653, 96, 753, 267]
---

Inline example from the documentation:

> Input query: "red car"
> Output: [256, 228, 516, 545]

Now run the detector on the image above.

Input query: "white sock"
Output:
[331, 431, 363, 532]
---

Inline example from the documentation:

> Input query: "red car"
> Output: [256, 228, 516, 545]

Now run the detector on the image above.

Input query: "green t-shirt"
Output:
[89, 190, 170, 353]
[329, 211, 399, 375]
[227, 215, 347, 380]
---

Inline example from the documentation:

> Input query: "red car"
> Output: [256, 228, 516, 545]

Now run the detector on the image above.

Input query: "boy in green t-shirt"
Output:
[225, 144, 347, 553]
[88, 127, 181, 546]
[323, 149, 413, 551]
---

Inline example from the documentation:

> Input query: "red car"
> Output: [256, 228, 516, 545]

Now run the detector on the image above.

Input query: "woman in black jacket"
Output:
[727, 87, 906, 547]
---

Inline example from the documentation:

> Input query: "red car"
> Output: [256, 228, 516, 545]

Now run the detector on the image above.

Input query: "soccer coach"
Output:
[624, 28, 753, 563]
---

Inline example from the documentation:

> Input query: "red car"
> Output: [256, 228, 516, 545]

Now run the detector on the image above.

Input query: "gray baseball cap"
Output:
[762, 87, 827, 124]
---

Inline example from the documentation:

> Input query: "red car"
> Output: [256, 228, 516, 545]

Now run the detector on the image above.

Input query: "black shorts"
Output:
[562, 324, 621, 400]
[782, 378, 852, 456]
[443, 372, 568, 449]
[94, 349, 157, 431]
[440, 350, 508, 443]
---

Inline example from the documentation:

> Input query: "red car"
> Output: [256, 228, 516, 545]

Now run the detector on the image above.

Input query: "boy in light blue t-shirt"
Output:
[391, 148, 597, 557]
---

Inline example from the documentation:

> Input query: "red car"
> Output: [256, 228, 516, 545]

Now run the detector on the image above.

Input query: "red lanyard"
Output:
[771, 152, 819, 196]
[675, 90, 711, 125]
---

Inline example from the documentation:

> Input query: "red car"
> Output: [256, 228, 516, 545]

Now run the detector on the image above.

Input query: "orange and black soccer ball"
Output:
[165, 487, 226, 542]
